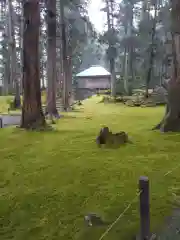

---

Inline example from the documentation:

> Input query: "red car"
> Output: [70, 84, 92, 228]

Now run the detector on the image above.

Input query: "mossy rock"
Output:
[125, 100, 135, 107]
[145, 102, 156, 107]
[99, 96, 110, 103]
[114, 96, 124, 103]
[132, 99, 142, 106]
[141, 100, 156, 107]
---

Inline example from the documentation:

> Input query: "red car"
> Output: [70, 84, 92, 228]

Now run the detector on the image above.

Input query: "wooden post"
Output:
[139, 176, 150, 240]
[0, 117, 3, 128]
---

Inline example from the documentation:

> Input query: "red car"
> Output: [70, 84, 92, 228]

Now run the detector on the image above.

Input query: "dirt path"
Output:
[157, 209, 180, 239]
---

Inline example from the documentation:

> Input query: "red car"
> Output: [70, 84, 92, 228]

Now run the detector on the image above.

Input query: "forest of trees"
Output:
[99, 0, 173, 95]
[0, 0, 179, 131]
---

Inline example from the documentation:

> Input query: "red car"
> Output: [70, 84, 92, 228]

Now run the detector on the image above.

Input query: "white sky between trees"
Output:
[88, 0, 106, 33]
[88, 0, 156, 33]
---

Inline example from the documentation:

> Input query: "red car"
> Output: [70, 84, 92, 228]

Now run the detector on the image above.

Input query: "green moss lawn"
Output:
[0, 96, 180, 240]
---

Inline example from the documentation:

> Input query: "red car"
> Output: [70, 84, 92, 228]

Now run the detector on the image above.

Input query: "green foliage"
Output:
[0, 96, 14, 112]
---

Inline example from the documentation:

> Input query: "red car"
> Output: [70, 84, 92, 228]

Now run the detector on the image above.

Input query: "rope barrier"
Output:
[164, 163, 180, 176]
[97, 162, 180, 240]
[98, 190, 142, 240]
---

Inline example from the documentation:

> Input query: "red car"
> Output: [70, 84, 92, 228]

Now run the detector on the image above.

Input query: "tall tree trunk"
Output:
[109, 0, 116, 97]
[56, 0, 63, 97]
[141, 0, 149, 21]
[110, 57, 116, 96]
[124, 3, 134, 95]
[8, 0, 21, 107]
[1, 1, 9, 95]
[39, 2, 46, 91]
[105, 0, 116, 97]
[21, 0, 45, 129]
[46, 0, 59, 119]
[153, 0, 180, 132]
[145, 1, 158, 98]
[3, 13, 10, 95]
[67, 54, 72, 103]
[4, 53, 10, 95]
[123, 24, 128, 92]
[159, 61, 164, 85]
[67, 29, 73, 103]
[128, 2, 134, 95]
[19, 2, 23, 95]
[6, 5, 13, 93]
[124, 50, 129, 94]
[60, 0, 69, 110]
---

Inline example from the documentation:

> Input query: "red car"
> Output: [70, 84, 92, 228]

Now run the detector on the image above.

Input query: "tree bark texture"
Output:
[21, 0, 45, 129]
[3, 10, 10, 95]
[46, 0, 59, 118]
[60, 0, 69, 110]
[153, 80, 180, 132]
[19, 1, 24, 94]
[123, 3, 134, 95]
[153, 0, 180, 132]
[8, 0, 21, 106]
[145, 0, 158, 98]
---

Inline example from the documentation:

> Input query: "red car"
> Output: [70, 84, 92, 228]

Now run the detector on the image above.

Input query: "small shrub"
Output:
[7, 100, 15, 112]
[6, 98, 12, 105]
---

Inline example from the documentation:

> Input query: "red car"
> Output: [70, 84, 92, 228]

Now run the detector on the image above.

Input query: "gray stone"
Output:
[0, 114, 21, 127]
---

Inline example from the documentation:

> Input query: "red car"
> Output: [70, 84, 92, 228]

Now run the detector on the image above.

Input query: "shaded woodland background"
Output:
[0, 0, 174, 96]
